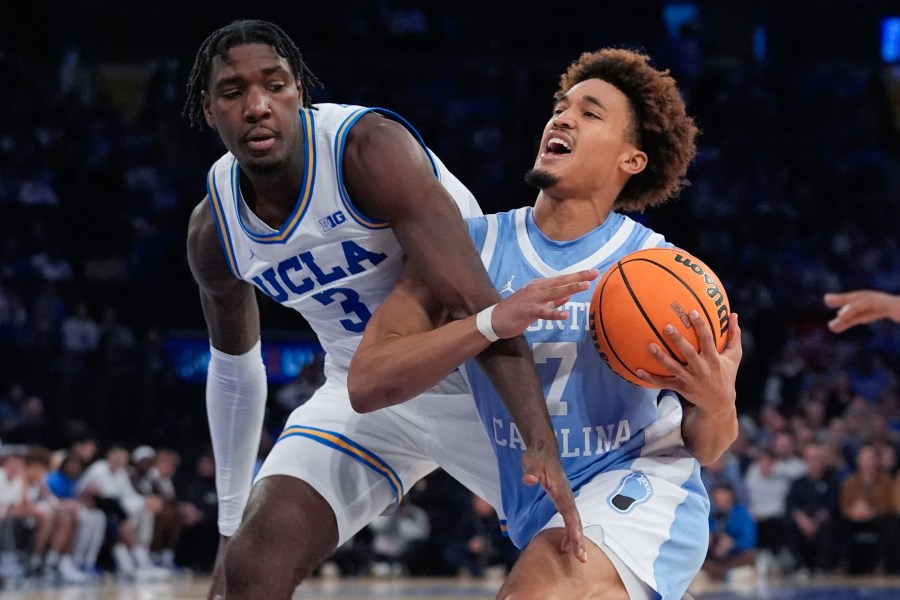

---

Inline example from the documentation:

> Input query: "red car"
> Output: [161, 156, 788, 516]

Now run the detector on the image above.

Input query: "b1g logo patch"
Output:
[607, 472, 653, 514]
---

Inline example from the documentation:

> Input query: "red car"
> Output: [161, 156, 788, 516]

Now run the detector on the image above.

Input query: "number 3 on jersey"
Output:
[313, 287, 372, 333]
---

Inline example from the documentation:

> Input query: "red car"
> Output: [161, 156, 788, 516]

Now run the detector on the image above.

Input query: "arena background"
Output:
[1, 1, 900, 597]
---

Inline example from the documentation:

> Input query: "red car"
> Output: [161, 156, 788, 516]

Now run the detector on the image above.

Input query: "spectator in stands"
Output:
[368, 496, 430, 577]
[744, 430, 806, 574]
[144, 448, 188, 570]
[442, 494, 518, 578]
[785, 441, 839, 577]
[174, 451, 219, 573]
[701, 482, 758, 582]
[839, 443, 893, 574]
[701, 450, 749, 506]
[0, 451, 27, 585]
[77, 445, 167, 580]
[17, 446, 87, 584]
[45, 452, 106, 576]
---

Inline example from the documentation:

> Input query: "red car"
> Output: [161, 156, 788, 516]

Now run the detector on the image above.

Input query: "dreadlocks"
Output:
[182, 19, 322, 130]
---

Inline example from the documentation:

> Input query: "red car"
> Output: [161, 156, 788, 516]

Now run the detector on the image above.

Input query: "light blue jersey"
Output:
[463, 207, 709, 598]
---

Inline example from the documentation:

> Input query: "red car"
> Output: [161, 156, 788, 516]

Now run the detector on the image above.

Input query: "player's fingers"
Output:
[538, 306, 571, 321]
[522, 472, 539, 486]
[531, 270, 598, 292]
[823, 292, 850, 308]
[560, 500, 586, 563]
[687, 311, 716, 353]
[634, 368, 671, 388]
[823, 291, 865, 308]
[659, 326, 699, 368]
[723, 313, 742, 357]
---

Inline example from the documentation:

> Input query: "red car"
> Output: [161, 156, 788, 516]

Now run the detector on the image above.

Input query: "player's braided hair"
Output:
[183, 19, 322, 130]
[556, 48, 698, 212]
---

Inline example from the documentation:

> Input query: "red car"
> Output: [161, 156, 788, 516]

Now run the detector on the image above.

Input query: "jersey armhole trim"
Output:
[335, 107, 440, 230]
[206, 161, 241, 278]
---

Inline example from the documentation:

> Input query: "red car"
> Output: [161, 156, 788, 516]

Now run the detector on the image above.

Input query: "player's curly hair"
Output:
[182, 19, 322, 130]
[556, 48, 698, 212]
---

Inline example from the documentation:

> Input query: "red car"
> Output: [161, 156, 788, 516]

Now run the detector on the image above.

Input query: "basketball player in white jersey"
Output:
[182, 19, 584, 600]
[350, 49, 743, 599]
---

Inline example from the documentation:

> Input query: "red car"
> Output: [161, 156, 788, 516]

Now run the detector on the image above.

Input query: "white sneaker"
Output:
[112, 544, 136, 579]
[57, 557, 90, 585]
[134, 566, 170, 582]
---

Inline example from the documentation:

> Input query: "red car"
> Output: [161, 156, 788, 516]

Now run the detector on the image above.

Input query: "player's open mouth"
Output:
[546, 136, 572, 155]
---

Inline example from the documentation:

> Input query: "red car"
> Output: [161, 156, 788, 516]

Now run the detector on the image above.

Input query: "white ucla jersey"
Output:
[207, 103, 482, 375]
[462, 207, 706, 548]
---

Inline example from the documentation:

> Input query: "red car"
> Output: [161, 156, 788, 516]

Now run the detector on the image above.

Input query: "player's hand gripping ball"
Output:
[589, 247, 730, 388]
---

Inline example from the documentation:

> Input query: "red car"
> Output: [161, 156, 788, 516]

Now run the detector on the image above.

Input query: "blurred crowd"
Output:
[1, 1, 900, 589]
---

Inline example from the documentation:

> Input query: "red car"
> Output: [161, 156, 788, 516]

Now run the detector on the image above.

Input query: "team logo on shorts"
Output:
[607, 472, 653, 514]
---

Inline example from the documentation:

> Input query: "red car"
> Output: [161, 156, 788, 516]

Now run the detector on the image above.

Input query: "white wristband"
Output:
[476, 304, 500, 342]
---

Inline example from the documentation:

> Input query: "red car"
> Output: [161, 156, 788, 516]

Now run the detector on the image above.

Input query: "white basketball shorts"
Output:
[541, 395, 709, 599]
[254, 370, 502, 546]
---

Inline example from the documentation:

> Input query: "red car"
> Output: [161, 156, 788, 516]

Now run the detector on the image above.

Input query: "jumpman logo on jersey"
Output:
[248, 248, 259, 261]
[499, 275, 516, 296]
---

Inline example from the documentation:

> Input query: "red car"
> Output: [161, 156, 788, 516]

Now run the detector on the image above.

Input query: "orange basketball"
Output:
[589, 247, 731, 388]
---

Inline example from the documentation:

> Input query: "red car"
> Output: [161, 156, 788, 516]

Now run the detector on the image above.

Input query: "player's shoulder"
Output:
[186, 197, 233, 286]
[617, 212, 671, 249]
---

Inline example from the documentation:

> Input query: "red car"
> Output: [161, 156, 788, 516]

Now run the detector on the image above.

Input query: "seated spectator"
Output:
[368, 496, 430, 577]
[77, 445, 167, 580]
[46, 452, 106, 576]
[785, 442, 839, 576]
[441, 494, 518, 578]
[839, 443, 893, 575]
[701, 450, 749, 505]
[18, 446, 87, 584]
[174, 452, 219, 573]
[701, 483, 758, 583]
[133, 447, 187, 570]
[0, 450, 27, 585]
[744, 430, 806, 573]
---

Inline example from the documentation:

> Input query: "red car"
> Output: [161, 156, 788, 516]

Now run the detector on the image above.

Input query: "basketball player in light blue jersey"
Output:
[183, 19, 584, 600]
[350, 49, 743, 599]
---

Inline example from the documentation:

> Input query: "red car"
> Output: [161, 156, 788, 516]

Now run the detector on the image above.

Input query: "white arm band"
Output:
[206, 340, 267, 537]
[476, 304, 500, 342]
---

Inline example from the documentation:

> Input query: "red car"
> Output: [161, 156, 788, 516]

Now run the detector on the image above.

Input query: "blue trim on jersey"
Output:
[335, 107, 440, 230]
[206, 161, 241, 278]
[235, 108, 317, 244]
[277, 424, 405, 509]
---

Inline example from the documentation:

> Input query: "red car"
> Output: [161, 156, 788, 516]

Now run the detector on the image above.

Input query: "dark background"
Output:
[1, 0, 900, 461]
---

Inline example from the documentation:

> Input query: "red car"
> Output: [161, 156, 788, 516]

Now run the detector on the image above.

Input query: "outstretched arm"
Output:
[824, 290, 900, 333]
[349, 264, 596, 410]
[636, 312, 742, 465]
[186, 199, 267, 599]
[343, 113, 587, 561]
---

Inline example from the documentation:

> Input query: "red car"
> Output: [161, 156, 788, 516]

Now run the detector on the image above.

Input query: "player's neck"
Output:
[532, 192, 614, 241]
[238, 161, 305, 230]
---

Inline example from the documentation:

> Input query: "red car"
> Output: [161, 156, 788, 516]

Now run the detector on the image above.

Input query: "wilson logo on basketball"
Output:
[673, 254, 729, 336]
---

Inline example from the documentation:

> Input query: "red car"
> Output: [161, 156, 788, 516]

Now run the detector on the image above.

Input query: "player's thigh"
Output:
[235, 475, 338, 572]
[497, 529, 628, 600]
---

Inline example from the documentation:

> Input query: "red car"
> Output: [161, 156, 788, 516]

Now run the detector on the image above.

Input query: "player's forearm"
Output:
[475, 336, 558, 451]
[681, 402, 738, 466]
[349, 316, 491, 412]
[206, 341, 267, 536]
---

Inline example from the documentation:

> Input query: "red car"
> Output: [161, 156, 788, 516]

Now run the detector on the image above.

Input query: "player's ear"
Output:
[621, 149, 647, 176]
[201, 91, 216, 130]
